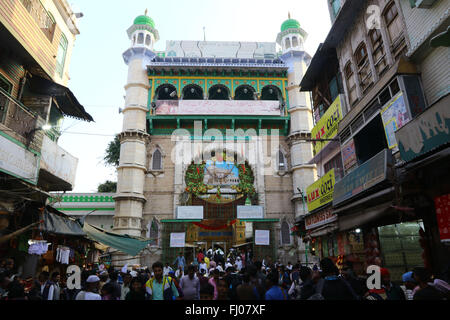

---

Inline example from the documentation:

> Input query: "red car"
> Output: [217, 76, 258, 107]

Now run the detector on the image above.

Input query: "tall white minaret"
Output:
[277, 15, 317, 223]
[112, 12, 159, 266]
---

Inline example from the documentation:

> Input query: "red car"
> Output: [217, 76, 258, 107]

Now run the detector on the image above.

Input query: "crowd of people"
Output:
[1, 249, 449, 301]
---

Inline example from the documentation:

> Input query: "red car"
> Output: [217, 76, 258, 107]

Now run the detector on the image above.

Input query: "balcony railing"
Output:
[0, 88, 38, 139]
[20, 0, 56, 41]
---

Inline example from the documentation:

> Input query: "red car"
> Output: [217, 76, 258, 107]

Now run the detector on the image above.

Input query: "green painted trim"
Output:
[0, 129, 40, 156]
[57, 208, 115, 211]
[161, 219, 202, 223]
[240, 219, 279, 222]
[0, 166, 38, 185]
[147, 115, 290, 120]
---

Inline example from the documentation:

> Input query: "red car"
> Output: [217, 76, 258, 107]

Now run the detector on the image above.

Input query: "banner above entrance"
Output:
[176, 206, 204, 220]
[237, 206, 264, 219]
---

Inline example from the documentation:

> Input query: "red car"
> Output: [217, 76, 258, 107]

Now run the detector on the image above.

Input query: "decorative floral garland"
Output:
[231, 163, 256, 196]
[185, 160, 255, 197]
[193, 219, 237, 231]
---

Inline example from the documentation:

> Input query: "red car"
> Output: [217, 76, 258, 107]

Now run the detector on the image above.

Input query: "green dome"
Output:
[281, 19, 300, 32]
[133, 15, 155, 28]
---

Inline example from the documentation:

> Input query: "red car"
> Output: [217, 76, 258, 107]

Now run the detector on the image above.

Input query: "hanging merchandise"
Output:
[56, 246, 71, 265]
[28, 241, 49, 255]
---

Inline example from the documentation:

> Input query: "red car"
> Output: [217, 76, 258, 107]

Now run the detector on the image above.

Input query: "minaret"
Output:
[277, 15, 317, 219]
[112, 12, 159, 266]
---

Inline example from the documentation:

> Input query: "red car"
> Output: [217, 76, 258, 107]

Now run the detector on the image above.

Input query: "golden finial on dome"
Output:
[288, 12, 291, 19]
[145, 9, 148, 16]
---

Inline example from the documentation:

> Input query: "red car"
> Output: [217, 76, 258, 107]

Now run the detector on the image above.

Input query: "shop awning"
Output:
[42, 208, 86, 236]
[307, 223, 338, 238]
[232, 242, 253, 248]
[82, 223, 152, 257]
[28, 75, 94, 122]
[338, 201, 394, 232]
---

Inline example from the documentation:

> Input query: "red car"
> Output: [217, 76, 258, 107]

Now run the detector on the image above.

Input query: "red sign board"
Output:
[305, 207, 337, 230]
[434, 194, 450, 243]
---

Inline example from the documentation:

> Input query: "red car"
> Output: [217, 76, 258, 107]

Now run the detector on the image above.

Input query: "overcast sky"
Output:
[59, 0, 332, 192]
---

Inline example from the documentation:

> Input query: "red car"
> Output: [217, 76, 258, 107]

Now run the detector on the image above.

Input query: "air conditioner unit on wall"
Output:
[414, 0, 438, 9]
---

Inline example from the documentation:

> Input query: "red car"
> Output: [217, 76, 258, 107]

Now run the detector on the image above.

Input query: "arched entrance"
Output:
[162, 151, 260, 265]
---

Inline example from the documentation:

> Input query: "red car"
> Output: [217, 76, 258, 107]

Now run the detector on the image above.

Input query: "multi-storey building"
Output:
[0, 0, 93, 265]
[298, 0, 449, 281]
[112, 13, 317, 267]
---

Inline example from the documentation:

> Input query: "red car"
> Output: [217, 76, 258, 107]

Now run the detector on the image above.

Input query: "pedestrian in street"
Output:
[311, 258, 357, 301]
[107, 271, 122, 300]
[208, 268, 220, 300]
[175, 265, 184, 280]
[236, 273, 258, 300]
[199, 259, 208, 275]
[173, 252, 186, 272]
[163, 262, 173, 276]
[120, 272, 132, 300]
[200, 282, 215, 300]
[39, 271, 55, 300]
[101, 282, 118, 300]
[169, 270, 184, 299]
[235, 256, 243, 271]
[197, 250, 204, 264]
[265, 271, 288, 300]
[145, 261, 179, 300]
[380, 268, 406, 300]
[286, 262, 293, 272]
[5, 279, 27, 300]
[402, 271, 419, 300]
[217, 278, 229, 300]
[50, 272, 61, 300]
[341, 262, 366, 299]
[0, 272, 11, 299]
[413, 267, 445, 300]
[75, 275, 102, 300]
[125, 277, 147, 300]
[180, 265, 200, 300]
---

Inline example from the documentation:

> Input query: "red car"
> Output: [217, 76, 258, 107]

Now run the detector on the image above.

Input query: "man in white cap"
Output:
[75, 275, 101, 300]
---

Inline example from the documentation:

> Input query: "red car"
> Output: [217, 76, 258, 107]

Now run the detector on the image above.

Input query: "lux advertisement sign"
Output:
[333, 149, 392, 207]
[311, 95, 343, 156]
[306, 169, 336, 212]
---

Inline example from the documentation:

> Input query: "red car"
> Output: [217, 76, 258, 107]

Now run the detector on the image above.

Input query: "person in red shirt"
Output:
[197, 250, 204, 264]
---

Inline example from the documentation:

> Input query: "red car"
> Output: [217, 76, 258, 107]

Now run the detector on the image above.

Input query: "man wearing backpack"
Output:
[145, 261, 179, 300]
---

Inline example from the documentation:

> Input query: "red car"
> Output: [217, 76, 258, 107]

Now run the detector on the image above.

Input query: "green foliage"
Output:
[233, 162, 256, 196]
[185, 162, 212, 194]
[97, 181, 117, 193]
[104, 136, 120, 167]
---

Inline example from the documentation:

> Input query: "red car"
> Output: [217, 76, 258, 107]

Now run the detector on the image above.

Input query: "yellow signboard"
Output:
[311, 96, 343, 156]
[306, 169, 336, 212]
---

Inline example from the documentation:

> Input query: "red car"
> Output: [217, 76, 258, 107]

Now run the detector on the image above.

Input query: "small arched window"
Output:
[152, 149, 162, 170]
[155, 84, 178, 100]
[137, 33, 144, 44]
[292, 36, 299, 47]
[149, 219, 159, 245]
[234, 85, 256, 100]
[285, 38, 291, 49]
[208, 84, 230, 100]
[145, 34, 151, 46]
[277, 151, 287, 172]
[281, 220, 291, 245]
[182, 84, 204, 100]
